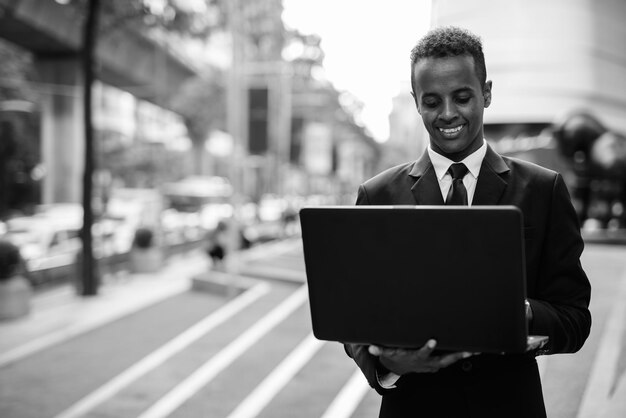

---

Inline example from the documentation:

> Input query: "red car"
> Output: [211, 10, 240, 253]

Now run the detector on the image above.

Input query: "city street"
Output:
[0, 237, 625, 418]
[1, 2, 625, 417]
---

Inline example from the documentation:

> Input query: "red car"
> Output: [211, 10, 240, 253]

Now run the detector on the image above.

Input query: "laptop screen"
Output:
[300, 205, 530, 354]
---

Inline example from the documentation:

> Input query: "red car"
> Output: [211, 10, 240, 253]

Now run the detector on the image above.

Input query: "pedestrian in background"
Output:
[344, 26, 591, 417]
[205, 220, 229, 271]
[205, 216, 251, 272]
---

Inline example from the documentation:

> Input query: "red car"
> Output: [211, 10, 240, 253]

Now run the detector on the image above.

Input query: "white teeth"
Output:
[439, 125, 463, 134]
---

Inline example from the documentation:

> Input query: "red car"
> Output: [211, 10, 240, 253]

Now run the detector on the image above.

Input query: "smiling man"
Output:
[344, 27, 591, 417]
[413, 52, 491, 160]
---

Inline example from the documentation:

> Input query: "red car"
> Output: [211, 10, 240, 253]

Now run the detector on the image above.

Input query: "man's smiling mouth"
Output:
[439, 125, 463, 134]
[438, 125, 465, 137]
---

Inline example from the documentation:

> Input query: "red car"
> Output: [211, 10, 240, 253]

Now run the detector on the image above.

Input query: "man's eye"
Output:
[456, 96, 471, 104]
[422, 100, 438, 108]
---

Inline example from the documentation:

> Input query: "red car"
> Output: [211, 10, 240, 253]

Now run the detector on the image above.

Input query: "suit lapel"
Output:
[473, 145, 510, 205]
[407, 145, 510, 206]
[408, 152, 445, 205]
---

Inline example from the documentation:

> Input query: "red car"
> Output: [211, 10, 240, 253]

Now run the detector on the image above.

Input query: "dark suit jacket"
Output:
[346, 146, 592, 418]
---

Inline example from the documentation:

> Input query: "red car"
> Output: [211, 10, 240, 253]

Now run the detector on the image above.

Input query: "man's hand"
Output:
[368, 339, 474, 374]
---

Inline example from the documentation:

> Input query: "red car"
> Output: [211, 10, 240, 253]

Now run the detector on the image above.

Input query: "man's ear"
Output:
[483, 81, 493, 108]
[410, 90, 421, 115]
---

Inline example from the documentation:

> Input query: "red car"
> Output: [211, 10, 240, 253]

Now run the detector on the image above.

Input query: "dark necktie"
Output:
[446, 163, 469, 205]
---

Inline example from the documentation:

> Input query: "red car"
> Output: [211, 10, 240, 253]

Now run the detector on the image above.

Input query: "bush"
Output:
[132, 227, 154, 249]
[0, 240, 22, 281]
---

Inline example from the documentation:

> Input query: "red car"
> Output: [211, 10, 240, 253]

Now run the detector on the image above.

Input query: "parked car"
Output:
[3, 215, 82, 273]
[1, 204, 130, 275]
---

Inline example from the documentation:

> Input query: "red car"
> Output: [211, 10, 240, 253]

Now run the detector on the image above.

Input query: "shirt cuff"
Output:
[377, 370, 401, 388]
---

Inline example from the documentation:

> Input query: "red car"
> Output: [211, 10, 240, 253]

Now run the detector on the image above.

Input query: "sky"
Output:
[282, 0, 432, 142]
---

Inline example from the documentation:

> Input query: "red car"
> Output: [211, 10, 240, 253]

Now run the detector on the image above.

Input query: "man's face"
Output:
[411, 54, 492, 161]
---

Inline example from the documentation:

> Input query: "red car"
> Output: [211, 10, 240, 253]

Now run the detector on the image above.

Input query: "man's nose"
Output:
[439, 100, 458, 122]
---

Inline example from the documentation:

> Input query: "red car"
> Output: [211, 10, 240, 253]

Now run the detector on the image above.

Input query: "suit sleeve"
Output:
[343, 184, 396, 394]
[529, 173, 592, 354]
[344, 344, 394, 395]
[356, 185, 371, 205]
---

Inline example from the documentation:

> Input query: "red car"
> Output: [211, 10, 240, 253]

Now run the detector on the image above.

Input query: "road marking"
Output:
[226, 333, 324, 418]
[137, 285, 309, 418]
[600, 372, 626, 418]
[320, 368, 371, 418]
[577, 265, 626, 418]
[52, 282, 271, 418]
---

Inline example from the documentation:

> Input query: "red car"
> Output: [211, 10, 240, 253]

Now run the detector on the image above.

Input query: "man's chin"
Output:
[432, 140, 469, 156]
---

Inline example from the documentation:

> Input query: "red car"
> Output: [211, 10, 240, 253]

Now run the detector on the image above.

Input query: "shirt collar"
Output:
[427, 139, 487, 181]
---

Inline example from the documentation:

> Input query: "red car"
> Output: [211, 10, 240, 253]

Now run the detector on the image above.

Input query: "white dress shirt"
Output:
[427, 139, 487, 206]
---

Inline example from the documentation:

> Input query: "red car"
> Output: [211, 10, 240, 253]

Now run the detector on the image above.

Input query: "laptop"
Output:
[299, 205, 548, 354]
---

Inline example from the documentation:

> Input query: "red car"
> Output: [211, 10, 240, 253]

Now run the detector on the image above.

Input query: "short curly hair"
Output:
[410, 26, 487, 90]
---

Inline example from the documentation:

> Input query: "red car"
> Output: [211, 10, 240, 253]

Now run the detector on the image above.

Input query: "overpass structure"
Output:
[0, 0, 199, 203]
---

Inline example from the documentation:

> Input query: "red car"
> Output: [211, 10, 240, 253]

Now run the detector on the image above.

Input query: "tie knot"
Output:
[448, 163, 468, 180]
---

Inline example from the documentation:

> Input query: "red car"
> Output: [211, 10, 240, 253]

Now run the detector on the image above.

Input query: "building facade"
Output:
[431, 0, 626, 134]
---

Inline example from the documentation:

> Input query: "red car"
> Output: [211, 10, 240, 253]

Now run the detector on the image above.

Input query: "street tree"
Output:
[171, 68, 226, 175]
[0, 40, 41, 219]
[76, 0, 225, 295]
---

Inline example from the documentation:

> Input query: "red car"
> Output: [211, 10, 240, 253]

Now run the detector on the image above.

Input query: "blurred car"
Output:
[105, 188, 164, 251]
[2, 204, 132, 276]
[161, 208, 203, 243]
[35, 202, 132, 257]
[257, 194, 288, 222]
[161, 176, 234, 240]
[200, 203, 233, 231]
[3, 215, 82, 272]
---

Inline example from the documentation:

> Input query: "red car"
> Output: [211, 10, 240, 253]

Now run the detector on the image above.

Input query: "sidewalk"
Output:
[0, 250, 206, 367]
[0, 239, 303, 369]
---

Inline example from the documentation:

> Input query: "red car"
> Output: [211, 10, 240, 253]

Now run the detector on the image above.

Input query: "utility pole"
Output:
[80, 0, 100, 296]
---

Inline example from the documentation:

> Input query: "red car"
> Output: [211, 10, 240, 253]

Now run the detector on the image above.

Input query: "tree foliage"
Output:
[0, 41, 41, 219]
[64, 0, 225, 38]
[78, 0, 226, 294]
[171, 68, 226, 145]
[99, 0, 228, 175]
[0, 40, 38, 103]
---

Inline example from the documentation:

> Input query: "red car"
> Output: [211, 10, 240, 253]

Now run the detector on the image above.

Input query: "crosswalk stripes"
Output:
[226, 334, 324, 418]
[136, 285, 309, 418]
[320, 369, 371, 418]
[52, 282, 271, 418]
[577, 265, 626, 418]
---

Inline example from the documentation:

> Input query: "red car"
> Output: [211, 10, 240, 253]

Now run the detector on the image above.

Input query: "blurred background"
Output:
[0, 0, 625, 292]
[1, 1, 626, 417]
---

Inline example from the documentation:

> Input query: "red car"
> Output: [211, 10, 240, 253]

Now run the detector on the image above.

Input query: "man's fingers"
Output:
[368, 345, 382, 356]
[438, 351, 473, 367]
[419, 339, 437, 356]
[438, 353, 462, 367]
[370, 340, 437, 358]
[369, 345, 397, 356]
